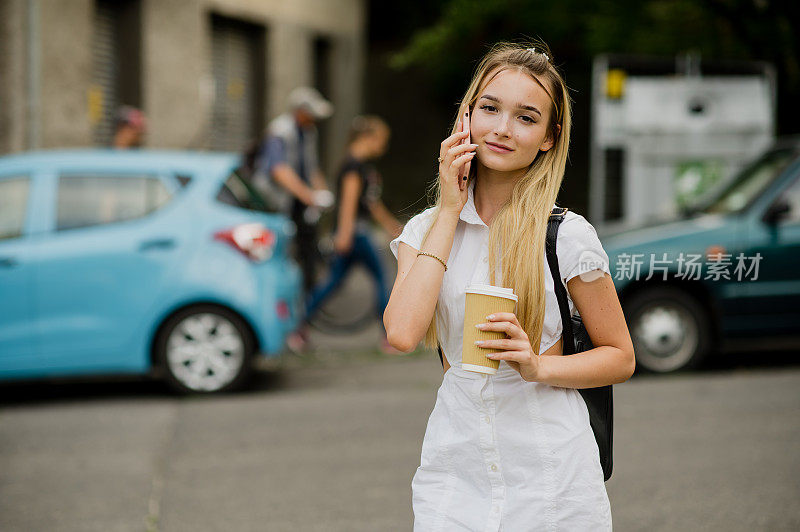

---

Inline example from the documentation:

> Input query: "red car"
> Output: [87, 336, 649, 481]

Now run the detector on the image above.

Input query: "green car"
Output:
[602, 136, 800, 373]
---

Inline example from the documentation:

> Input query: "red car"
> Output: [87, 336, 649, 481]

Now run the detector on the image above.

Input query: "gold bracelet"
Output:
[417, 251, 448, 271]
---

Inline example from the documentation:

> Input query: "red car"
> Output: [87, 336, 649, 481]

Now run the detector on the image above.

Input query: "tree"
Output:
[389, 0, 799, 134]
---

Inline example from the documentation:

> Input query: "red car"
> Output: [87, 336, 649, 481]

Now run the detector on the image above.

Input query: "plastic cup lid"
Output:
[465, 283, 518, 302]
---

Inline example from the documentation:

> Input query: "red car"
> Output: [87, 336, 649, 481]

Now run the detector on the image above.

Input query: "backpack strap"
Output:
[546, 207, 576, 355]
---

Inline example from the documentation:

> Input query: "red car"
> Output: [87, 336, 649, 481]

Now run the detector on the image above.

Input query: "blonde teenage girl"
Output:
[384, 41, 635, 530]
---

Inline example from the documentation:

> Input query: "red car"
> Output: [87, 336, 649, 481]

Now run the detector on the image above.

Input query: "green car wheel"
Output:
[624, 287, 713, 373]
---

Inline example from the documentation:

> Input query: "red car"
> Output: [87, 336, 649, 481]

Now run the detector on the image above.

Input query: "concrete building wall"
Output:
[268, 22, 314, 121]
[142, 0, 208, 149]
[1, 0, 366, 175]
[324, 32, 365, 169]
[0, 0, 29, 154]
[38, 0, 94, 148]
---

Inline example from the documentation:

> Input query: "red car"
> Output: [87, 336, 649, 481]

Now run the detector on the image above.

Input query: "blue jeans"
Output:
[305, 230, 390, 331]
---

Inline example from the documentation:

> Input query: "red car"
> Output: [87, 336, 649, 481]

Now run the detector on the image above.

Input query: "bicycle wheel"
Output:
[305, 233, 379, 334]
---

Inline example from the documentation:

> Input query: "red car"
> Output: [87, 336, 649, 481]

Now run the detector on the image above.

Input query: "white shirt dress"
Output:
[389, 179, 614, 531]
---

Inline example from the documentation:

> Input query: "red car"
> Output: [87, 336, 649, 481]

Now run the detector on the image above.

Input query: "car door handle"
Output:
[0, 256, 18, 268]
[138, 238, 176, 252]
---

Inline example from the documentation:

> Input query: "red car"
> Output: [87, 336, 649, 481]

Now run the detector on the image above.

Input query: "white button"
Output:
[484, 415, 491, 423]
[482, 257, 488, 263]
[491, 464, 498, 471]
[493, 505, 500, 513]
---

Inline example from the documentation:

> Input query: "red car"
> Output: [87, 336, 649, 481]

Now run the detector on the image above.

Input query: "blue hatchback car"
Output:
[0, 149, 302, 393]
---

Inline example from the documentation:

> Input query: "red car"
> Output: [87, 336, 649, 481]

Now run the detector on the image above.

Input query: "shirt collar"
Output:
[459, 178, 488, 227]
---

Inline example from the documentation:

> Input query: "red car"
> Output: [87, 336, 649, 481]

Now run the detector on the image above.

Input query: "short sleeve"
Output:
[257, 137, 287, 175]
[556, 213, 611, 284]
[389, 207, 437, 259]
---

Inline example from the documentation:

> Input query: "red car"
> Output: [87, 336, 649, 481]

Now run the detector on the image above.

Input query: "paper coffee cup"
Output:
[461, 284, 518, 375]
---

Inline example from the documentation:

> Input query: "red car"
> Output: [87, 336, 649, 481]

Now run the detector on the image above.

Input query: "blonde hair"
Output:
[347, 114, 389, 146]
[419, 40, 572, 354]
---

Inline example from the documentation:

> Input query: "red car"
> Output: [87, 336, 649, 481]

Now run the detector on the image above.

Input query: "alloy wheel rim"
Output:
[166, 313, 245, 391]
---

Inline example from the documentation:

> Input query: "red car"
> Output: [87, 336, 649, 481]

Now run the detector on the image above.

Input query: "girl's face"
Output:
[470, 67, 559, 173]
[367, 127, 390, 158]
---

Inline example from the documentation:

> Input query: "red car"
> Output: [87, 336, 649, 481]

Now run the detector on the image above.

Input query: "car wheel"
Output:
[155, 305, 255, 393]
[624, 287, 712, 373]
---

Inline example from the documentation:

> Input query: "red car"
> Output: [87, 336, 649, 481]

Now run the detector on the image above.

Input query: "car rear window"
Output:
[56, 174, 171, 231]
[216, 170, 278, 214]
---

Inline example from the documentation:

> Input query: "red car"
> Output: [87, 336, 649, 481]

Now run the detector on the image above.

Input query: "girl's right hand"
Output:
[439, 126, 477, 215]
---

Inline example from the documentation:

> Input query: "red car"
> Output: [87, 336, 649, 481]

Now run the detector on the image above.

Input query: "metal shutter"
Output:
[91, 1, 119, 146]
[210, 18, 259, 151]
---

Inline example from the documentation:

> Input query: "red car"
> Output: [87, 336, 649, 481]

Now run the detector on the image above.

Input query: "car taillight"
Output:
[276, 300, 290, 320]
[706, 245, 727, 261]
[214, 223, 276, 262]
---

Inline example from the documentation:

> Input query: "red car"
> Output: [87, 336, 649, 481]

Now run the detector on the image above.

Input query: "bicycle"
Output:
[302, 217, 394, 335]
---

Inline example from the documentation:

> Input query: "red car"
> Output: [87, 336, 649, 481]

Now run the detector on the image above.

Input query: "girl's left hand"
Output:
[476, 312, 541, 382]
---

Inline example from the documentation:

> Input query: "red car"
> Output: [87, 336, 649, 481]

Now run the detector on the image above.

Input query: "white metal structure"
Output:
[590, 53, 776, 236]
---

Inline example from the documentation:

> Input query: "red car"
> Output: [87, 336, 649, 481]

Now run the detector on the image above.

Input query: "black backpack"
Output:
[545, 206, 613, 481]
[436, 206, 614, 481]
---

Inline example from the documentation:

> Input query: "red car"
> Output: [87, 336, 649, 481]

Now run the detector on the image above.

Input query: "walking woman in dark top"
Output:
[289, 115, 403, 353]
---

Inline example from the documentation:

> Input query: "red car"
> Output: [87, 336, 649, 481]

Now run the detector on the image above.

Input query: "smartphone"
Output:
[460, 109, 472, 190]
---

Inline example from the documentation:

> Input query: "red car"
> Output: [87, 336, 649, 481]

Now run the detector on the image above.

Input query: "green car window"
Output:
[216, 170, 278, 214]
[703, 149, 797, 215]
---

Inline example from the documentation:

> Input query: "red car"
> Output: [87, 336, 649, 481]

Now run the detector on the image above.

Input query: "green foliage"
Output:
[390, 0, 798, 101]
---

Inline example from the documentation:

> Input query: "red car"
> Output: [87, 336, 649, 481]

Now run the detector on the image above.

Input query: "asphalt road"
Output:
[1, 332, 799, 532]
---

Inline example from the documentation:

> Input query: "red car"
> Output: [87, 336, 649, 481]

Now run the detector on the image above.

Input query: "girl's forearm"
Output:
[384, 210, 460, 351]
[536, 345, 634, 388]
[336, 214, 355, 241]
[368, 201, 402, 235]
